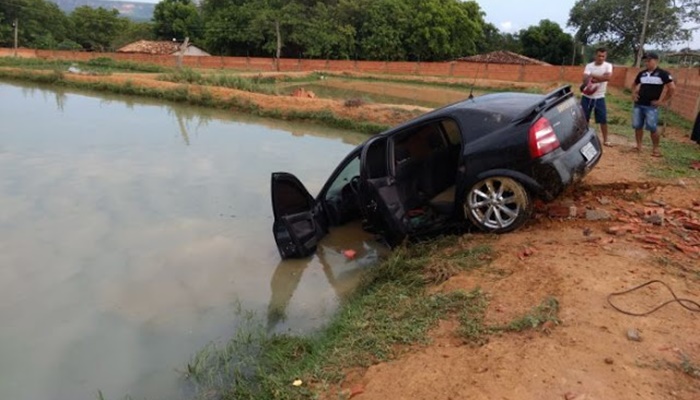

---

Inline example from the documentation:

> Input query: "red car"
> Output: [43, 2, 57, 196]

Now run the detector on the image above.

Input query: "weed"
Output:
[344, 98, 365, 107]
[456, 296, 560, 345]
[680, 354, 700, 379]
[648, 140, 700, 179]
[457, 289, 490, 345]
[496, 297, 560, 332]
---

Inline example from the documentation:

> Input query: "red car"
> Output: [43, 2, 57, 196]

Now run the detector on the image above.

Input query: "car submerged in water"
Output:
[271, 85, 601, 259]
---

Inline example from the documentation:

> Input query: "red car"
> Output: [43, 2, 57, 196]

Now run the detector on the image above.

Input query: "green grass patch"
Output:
[649, 140, 700, 179]
[494, 297, 560, 332]
[159, 68, 323, 94]
[181, 238, 495, 400]
[457, 296, 560, 345]
[0, 56, 167, 73]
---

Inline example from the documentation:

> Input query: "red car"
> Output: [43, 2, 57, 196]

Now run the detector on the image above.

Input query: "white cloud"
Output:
[500, 21, 514, 32]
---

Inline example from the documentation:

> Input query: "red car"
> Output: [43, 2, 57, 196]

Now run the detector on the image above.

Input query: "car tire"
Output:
[464, 176, 533, 233]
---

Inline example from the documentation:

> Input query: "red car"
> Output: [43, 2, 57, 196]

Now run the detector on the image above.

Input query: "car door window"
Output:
[325, 156, 360, 200]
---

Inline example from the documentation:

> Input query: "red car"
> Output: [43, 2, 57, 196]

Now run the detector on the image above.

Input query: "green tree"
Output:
[477, 23, 523, 54]
[201, 0, 260, 56]
[300, 2, 355, 59]
[153, 0, 203, 42]
[0, 0, 71, 49]
[404, 0, 485, 61]
[70, 6, 124, 51]
[247, 0, 307, 59]
[112, 21, 156, 50]
[355, 0, 410, 60]
[568, 0, 700, 65]
[519, 19, 575, 65]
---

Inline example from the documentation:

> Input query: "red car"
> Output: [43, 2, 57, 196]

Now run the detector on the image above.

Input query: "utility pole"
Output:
[177, 36, 189, 69]
[636, 0, 652, 67]
[13, 19, 18, 57]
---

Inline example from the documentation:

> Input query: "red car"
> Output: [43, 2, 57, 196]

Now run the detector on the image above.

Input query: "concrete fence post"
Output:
[518, 65, 525, 82]
[449, 61, 455, 77]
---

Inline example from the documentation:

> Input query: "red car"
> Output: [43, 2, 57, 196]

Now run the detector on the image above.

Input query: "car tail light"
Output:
[529, 117, 560, 158]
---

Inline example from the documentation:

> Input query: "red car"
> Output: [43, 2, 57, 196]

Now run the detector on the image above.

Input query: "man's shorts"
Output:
[632, 105, 659, 132]
[581, 96, 607, 124]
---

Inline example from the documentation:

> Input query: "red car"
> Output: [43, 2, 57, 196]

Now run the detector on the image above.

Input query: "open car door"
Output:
[271, 172, 327, 259]
[359, 136, 408, 247]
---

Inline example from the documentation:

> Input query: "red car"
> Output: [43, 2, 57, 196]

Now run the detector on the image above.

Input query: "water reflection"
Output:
[267, 222, 384, 333]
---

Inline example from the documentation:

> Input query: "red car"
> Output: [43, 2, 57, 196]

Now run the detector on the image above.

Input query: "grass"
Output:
[159, 68, 323, 94]
[679, 354, 700, 379]
[457, 296, 561, 345]
[655, 256, 700, 281]
[0, 56, 167, 73]
[180, 237, 495, 400]
[323, 71, 547, 95]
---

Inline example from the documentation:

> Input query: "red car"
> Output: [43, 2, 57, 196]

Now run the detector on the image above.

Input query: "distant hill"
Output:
[49, 0, 155, 21]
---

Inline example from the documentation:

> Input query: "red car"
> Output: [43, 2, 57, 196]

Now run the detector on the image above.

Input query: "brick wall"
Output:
[2, 47, 697, 120]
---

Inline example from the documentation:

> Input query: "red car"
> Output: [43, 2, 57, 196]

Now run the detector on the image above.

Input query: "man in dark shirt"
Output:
[632, 52, 676, 157]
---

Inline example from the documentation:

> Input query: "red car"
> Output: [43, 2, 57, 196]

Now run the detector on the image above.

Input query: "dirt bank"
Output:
[337, 142, 700, 400]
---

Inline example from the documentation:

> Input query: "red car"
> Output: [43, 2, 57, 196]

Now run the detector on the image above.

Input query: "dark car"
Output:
[271, 85, 601, 259]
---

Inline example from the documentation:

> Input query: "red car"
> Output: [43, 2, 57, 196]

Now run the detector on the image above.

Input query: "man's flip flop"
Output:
[604, 142, 613, 147]
[651, 152, 663, 158]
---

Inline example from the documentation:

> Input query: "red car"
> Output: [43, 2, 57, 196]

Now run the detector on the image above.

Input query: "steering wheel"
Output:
[349, 176, 361, 197]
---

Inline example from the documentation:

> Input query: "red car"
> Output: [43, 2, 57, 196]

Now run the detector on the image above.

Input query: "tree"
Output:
[70, 6, 124, 51]
[200, 0, 261, 56]
[0, 0, 71, 49]
[355, 0, 411, 60]
[519, 19, 575, 65]
[153, 0, 203, 42]
[404, 0, 485, 61]
[568, 0, 700, 65]
[112, 21, 156, 50]
[300, 2, 355, 59]
[477, 23, 523, 54]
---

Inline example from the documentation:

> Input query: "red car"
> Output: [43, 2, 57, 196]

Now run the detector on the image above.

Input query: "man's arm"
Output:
[632, 83, 641, 102]
[591, 64, 613, 83]
[652, 81, 676, 106]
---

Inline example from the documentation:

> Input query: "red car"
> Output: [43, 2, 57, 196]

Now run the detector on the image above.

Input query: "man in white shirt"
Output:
[581, 48, 613, 146]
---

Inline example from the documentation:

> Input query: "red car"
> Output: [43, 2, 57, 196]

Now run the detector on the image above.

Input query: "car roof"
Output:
[379, 91, 546, 137]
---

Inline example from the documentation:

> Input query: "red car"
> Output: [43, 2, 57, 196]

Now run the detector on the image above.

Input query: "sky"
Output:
[128, 0, 699, 49]
[475, 0, 700, 49]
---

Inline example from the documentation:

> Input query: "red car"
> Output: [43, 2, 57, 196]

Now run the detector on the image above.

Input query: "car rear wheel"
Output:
[464, 177, 532, 233]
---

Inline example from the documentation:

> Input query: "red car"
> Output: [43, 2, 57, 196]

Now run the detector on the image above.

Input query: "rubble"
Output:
[585, 208, 611, 221]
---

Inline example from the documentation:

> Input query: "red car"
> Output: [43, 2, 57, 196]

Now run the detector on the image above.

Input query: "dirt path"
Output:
[337, 151, 700, 400]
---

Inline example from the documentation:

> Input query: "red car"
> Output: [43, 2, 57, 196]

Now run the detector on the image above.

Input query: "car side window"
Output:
[393, 122, 445, 166]
[441, 119, 462, 145]
[325, 156, 360, 200]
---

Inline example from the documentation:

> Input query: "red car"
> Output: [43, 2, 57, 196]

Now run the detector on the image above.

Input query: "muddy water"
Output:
[0, 81, 384, 400]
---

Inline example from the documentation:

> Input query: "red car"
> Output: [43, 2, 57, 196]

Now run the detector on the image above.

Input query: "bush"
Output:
[56, 40, 83, 51]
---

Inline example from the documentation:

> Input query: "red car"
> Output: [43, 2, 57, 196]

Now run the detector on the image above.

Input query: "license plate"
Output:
[580, 142, 598, 161]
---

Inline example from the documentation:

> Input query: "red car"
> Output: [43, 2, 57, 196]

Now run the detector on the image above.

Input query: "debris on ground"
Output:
[627, 328, 642, 342]
[585, 208, 612, 221]
[291, 87, 316, 98]
[343, 249, 357, 260]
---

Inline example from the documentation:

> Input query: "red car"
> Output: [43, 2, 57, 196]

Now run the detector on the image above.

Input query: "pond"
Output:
[0, 81, 385, 400]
